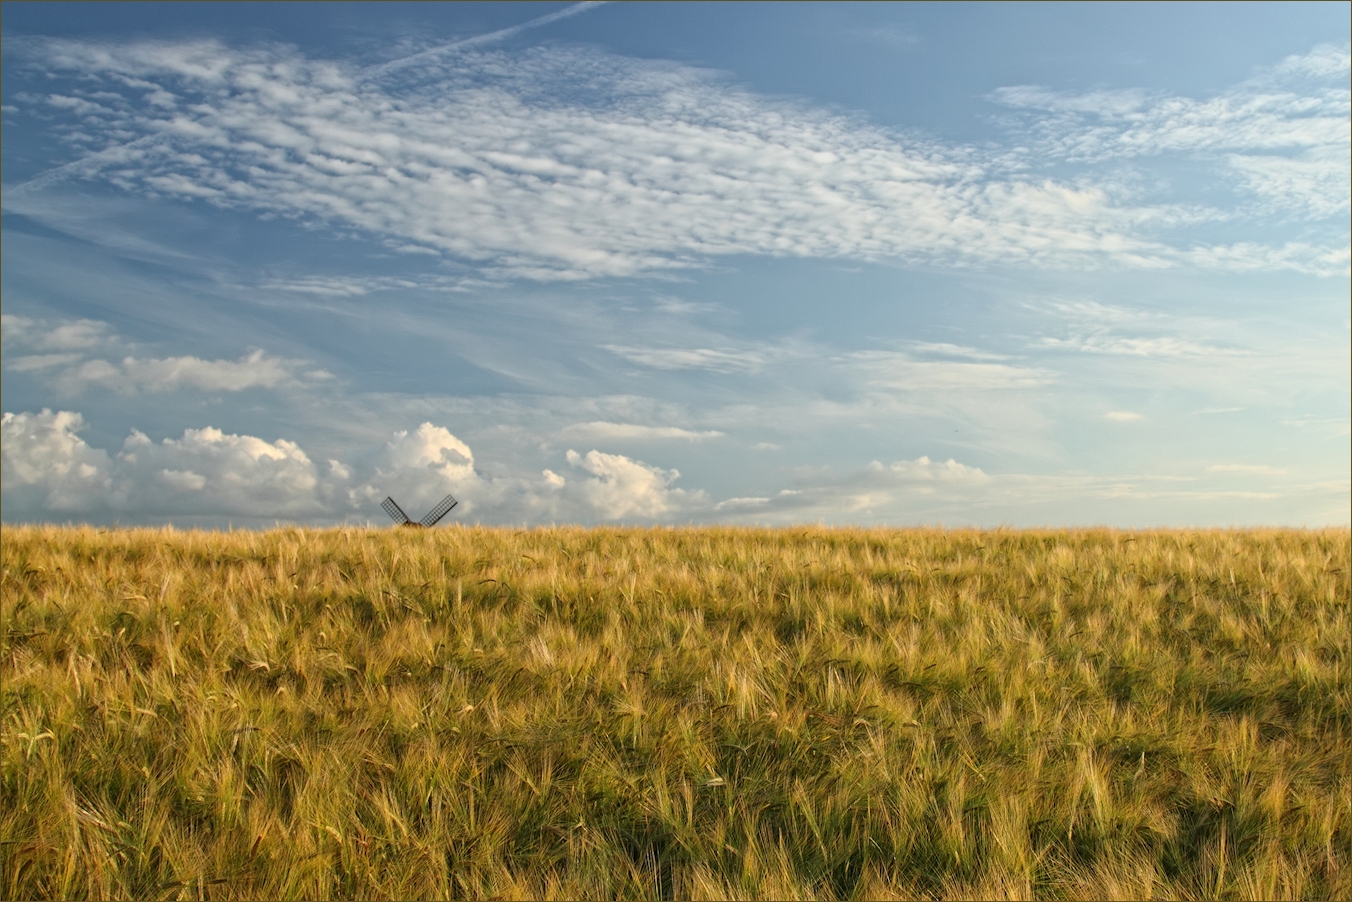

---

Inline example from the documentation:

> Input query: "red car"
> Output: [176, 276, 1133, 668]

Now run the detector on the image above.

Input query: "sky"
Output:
[2, 1, 1348, 528]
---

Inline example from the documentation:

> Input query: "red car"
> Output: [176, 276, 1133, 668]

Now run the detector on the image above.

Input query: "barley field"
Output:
[1, 525, 1348, 900]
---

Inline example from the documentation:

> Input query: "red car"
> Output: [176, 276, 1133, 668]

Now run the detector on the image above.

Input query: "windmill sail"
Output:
[381, 496, 413, 525]
[381, 494, 458, 527]
[419, 494, 459, 527]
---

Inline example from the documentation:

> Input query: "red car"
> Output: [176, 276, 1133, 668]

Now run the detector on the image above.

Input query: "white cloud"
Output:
[360, 1, 608, 79]
[651, 297, 720, 316]
[0, 409, 336, 517]
[1228, 146, 1350, 219]
[258, 275, 460, 296]
[1033, 299, 1269, 363]
[1182, 241, 1350, 276]
[905, 342, 1009, 361]
[846, 351, 1054, 390]
[9, 37, 1343, 279]
[1208, 464, 1287, 475]
[991, 46, 1351, 223]
[382, 422, 475, 479]
[714, 454, 991, 518]
[5, 410, 1344, 526]
[561, 448, 692, 519]
[708, 455, 1347, 525]
[7, 353, 84, 372]
[1040, 299, 1148, 324]
[560, 421, 723, 441]
[54, 350, 299, 394]
[609, 342, 1054, 391]
[3, 314, 311, 394]
[843, 25, 920, 49]
[0, 410, 113, 512]
[1038, 334, 1242, 358]
[1272, 44, 1352, 80]
[604, 345, 769, 373]
[2, 314, 113, 351]
[1281, 415, 1352, 438]
[1104, 411, 1144, 422]
[1, 410, 706, 524]
[116, 425, 340, 516]
[992, 47, 1350, 158]
[868, 455, 990, 483]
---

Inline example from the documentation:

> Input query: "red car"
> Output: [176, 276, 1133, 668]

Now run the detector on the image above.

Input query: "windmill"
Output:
[382, 494, 458, 528]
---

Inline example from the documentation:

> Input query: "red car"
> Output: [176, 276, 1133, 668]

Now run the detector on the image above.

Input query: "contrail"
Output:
[4, 133, 169, 197]
[5, 3, 608, 195]
[360, 1, 608, 81]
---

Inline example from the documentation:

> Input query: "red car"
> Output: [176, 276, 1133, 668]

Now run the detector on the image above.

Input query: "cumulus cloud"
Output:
[6, 410, 1341, 525]
[7, 37, 1343, 278]
[116, 425, 342, 515]
[1, 410, 705, 524]
[0, 409, 338, 517]
[561, 449, 691, 519]
[353, 422, 482, 515]
[0, 410, 113, 512]
[870, 455, 991, 483]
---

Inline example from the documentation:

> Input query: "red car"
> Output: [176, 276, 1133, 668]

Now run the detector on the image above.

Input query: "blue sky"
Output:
[2, 1, 1348, 527]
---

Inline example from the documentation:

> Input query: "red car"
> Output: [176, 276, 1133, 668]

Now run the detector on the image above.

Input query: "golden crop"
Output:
[2, 525, 1348, 900]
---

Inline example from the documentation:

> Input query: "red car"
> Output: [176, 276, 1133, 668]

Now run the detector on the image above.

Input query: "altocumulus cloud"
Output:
[7, 38, 1346, 278]
[992, 44, 1352, 222]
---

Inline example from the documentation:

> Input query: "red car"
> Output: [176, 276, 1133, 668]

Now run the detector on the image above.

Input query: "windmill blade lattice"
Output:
[419, 494, 459, 527]
[381, 494, 458, 527]
[381, 496, 413, 525]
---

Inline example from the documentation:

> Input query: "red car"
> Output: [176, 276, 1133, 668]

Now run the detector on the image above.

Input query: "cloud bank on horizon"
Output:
[2, 4, 1348, 527]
